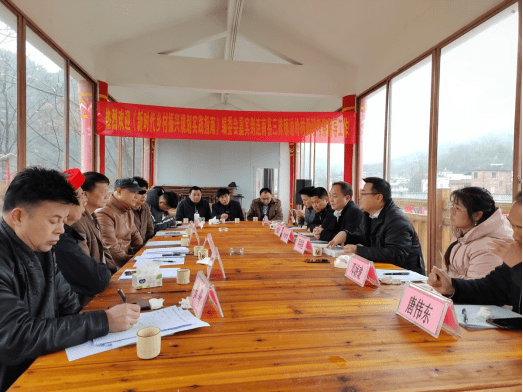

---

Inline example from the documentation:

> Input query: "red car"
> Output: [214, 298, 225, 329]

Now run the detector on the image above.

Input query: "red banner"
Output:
[96, 102, 355, 144]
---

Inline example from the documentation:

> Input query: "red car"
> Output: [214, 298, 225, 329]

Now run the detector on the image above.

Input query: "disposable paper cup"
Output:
[253, 217, 258, 222]
[194, 245, 203, 255]
[235, 218, 240, 223]
[177, 269, 190, 284]
[183, 218, 189, 224]
[198, 249, 209, 260]
[136, 326, 161, 360]
[181, 236, 190, 246]
[220, 218, 226, 224]
[313, 246, 322, 257]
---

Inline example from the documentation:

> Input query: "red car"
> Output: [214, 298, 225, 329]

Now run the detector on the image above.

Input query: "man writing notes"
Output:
[0, 167, 140, 391]
[295, 186, 315, 227]
[313, 182, 363, 241]
[309, 187, 332, 233]
[71, 171, 117, 273]
[176, 186, 211, 222]
[328, 177, 425, 274]
[428, 192, 522, 314]
[247, 188, 283, 221]
[211, 187, 245, 221]
[145, 186, 178, 235]
[96, 178, 144, 268]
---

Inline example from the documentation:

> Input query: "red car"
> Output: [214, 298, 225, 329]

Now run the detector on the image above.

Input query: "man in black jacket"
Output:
[328, 177, 425, 274]
[145, 187, 178, 235]
[428, 192, 522, 314]
[55, 169, 111, 307]
[176, 186, 211, 222]
[0, 167, 140, 391]
[309, 187, 332, 233]
[211, 187, 244, 221]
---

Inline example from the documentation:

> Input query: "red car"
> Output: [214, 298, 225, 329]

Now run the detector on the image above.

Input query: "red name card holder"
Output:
[344, 254, 380, 288]
[274, 224, 284, 237]
[202, 233, 215, 255]
[294, 235, 313, 254]
[190, 270, 224, 319]
[262, 215, 269, 226]
[189, 223, 200, 245]
[396, 282, 461, 338]
[206, 246, 226, 280]
[280, 227, 295, 243]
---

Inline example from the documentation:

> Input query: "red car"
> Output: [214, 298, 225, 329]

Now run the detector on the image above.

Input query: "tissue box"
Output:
[132, 261, 163, 289]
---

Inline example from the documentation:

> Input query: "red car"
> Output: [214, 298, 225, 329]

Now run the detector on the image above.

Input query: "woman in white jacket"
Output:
[445, 187, 512, 279]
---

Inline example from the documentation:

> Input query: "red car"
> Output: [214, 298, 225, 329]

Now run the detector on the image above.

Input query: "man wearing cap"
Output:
[0, 167, 140, 391]
[96, 178, 144, 268]
[55, 169, 111, 307]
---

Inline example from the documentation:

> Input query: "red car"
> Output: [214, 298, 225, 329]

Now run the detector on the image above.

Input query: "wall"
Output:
[156, 139, 290, 217]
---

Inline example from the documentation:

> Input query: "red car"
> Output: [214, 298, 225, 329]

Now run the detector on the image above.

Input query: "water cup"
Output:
[176, 269, 190, 284]
[136, 327, 161, 360]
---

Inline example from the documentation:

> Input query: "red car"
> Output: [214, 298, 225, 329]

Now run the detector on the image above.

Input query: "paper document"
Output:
[141, 247, 190, 255]
[119, 268, 180, 280]
[65, 306, 209, 361]
[376, 269, 428, 282]
[134, 257, 185, 267]
[145, 240, 182, 247]
[155, 231, 183, 237]
[454, 305, 522, 330]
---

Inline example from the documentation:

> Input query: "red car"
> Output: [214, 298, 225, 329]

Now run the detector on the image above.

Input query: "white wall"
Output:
[155, 139, 286, 215]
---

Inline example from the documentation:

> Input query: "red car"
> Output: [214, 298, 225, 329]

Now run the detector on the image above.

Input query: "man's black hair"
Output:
[515, 191, 522, 205]
[331, 181, 353, 197]
[162, 191, 178, 209]
[133, 176, 149, 189]
[363, 177, 391, 203]
[3, 166, 79, 213]
[189, 186, 202, 194]
[216, 187, 230, 198]
[260, 187, 272, 195]
[82, 171, 110, 193]
[298, 186, 315, 197]
[312, 187, 329, 199]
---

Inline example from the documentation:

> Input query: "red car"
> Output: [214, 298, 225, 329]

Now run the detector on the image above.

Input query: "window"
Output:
[122, 137, 133, 178]
[26, 27, 66, 170]
[302, 139, 310, 179]
[360, 85, 386, 183]
[473, 172, 478, 178]
[492, 172, 497, 178]
[69, 67, 93, 170]
[105, 136, 119, 184]
[329, 143, 344, 187]
[314, 141, 327, 188]
[134, 138, 143, 177]
[0, 3, 17, 194]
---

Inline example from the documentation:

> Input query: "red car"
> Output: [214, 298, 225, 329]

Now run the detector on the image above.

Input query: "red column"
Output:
[343, 95, 356, 185]
[289, 142, 295, 222]
[78, 80, 92, 172]
[98, 81, 108, 174]
[150, 138, 155, 186]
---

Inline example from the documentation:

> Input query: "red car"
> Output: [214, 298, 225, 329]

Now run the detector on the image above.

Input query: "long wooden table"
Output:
[11, 222, 522, 391]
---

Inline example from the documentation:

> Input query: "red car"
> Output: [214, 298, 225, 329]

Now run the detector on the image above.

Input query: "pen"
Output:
[383, 272, 410, 275]
[117, 288, 127, 303]
[462, 308, 468, 324]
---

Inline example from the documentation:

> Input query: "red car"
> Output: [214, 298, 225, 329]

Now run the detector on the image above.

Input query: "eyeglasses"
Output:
[448, 203, 466, 215]
[359, 192, 381, 197]
[138, 190, 147, 195]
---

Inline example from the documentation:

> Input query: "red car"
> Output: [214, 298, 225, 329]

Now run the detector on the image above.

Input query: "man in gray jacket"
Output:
[0, 167, 140, 391]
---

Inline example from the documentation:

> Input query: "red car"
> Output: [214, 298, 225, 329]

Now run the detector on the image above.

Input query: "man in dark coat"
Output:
[211, 187, 244, 221]
[309, 187, 332, 233]
[428, 192, 522, 314]
[146, 187, 178, 233]
[176, 186, 211, 222]
[328, 177, 425, 275]
[0, 167, 140, 391]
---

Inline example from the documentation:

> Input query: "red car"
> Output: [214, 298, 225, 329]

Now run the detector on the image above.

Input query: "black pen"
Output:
[383, 272, 410, 275]
[117, 288, 127, 303]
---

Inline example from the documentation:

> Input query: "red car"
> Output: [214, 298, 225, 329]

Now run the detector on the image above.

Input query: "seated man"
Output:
[176, 186, 211, 222]
[314, 181, 363, 241]
[132, 177, 154, 242]
[71, 171, 117, 273]
[309, 187, 332, 233]
[328, 177, 425, 274]
[211, 187, 244, 221]
[295, 186, 315, 227]
[0, 167, 139, 391]
[428, 192, 522, 314]
[146, 187, 178, 233]
[55, 169, 111, 307]
[246, 188, 283, 221]
[96, 178, 144, 268]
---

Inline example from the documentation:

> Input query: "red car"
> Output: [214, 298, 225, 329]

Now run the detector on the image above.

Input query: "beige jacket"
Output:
[96, 195, 143, 268]
[246, 198, 283, 221]
[71, 210, 117, 273]
[447, 208, 513, 279]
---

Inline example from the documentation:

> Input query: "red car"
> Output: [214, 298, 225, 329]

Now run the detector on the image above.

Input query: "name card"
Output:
[344, 254, 380, 287]
[294, 235, 313, 254]
[202, 233, 215, 253]
[206, 246, 226, 280]
[396, 282, 461, 338]
[262, 215, 269, 226]
[190, 270, 224, 319]
[189, 223, 200, 245]
[274, 224, 284, 237]
[280, 227, 295, 243]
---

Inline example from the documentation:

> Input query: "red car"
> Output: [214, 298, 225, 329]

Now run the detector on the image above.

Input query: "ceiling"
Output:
[11, 0, 505, 112]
